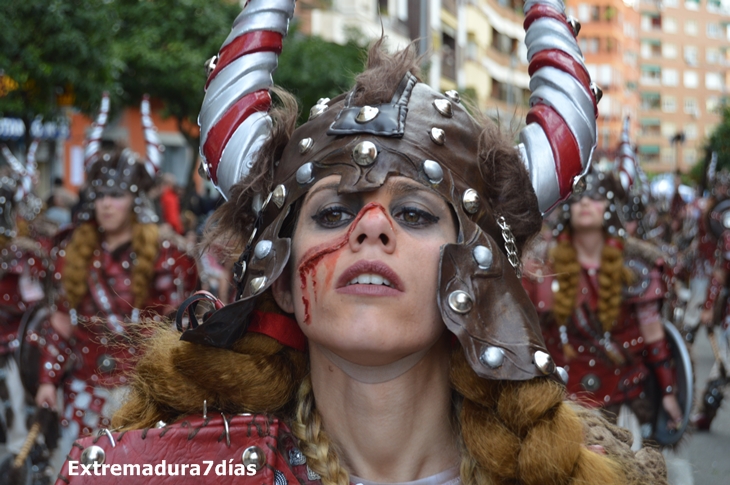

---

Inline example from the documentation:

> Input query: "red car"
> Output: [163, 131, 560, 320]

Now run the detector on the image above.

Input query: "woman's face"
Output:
[569, 195, 607, 233]
[94, 189, 134, 234]
[273, 175, 457, 366]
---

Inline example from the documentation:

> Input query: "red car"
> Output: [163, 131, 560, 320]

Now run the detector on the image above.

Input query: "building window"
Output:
[466, 34, 478, 61]
[685, 123, 698, 140]
[707, 48, 720, 64]
[661, 122, 677, 138]
[641, 65, 661, 84]
[662, 96, 677, 112]
[642, 14, 662, 31]
[684, 70, 699, 88]
[664, 17, 677, 33]
[578, 3, 591, 22]
[661, 147, 676, 165]
[664, 0, 678, 6]
[641, 40, 661, 58]
[662, 43, 677, 58]
[707, 96, 720, 113]
[441, 32, 456, 81]
[707, 23, 721, 38]
[708, 0, 722, 10]
[662, 68, 678, 86]
[640, 119, 661, 136]
[684, 97, 698, 115]
[684, 149, 697, 165]
[685, 20, 698, 36]
[641, 93, 662, 111]
[579, 37, 599, 54]
[706, 72, 723, 91]
[684, 0, 699, 10]
[684, 46, 698, 65]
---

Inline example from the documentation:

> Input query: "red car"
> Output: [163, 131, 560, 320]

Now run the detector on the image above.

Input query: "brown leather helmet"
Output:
[185, 0, 600, 383]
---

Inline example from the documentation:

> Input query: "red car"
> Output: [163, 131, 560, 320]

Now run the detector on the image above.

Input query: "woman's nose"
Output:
[348, 204, 396, 254]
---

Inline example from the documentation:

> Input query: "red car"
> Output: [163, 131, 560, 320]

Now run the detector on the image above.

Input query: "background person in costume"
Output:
[524, 168, 686, 448]
[0, 140, 51, 465]
[58, 0, 667, 484]
[33, 94, 198, 472]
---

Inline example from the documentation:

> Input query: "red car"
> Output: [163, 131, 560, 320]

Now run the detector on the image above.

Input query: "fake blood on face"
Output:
[296, 202, 392, 324]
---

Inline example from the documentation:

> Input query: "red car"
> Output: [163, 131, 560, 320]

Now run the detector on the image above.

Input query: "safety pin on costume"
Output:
[57, 1, 668, 484]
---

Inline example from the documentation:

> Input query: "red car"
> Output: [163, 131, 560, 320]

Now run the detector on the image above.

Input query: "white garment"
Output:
[351, 466, 460, 485]
[2, 357, 28, 454]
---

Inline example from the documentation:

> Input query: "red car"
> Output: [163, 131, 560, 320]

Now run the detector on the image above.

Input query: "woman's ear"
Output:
[271, 268, 295, 314]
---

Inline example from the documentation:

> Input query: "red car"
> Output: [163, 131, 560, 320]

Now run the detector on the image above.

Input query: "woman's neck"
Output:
[308, 333, 459, 482]
[102, 225, 133, 252]
[571, 228, 604, 268]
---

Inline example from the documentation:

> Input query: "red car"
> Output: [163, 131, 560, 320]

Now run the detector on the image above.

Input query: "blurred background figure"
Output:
[33, 95, 199, 473]
[158, 172, 184, 235]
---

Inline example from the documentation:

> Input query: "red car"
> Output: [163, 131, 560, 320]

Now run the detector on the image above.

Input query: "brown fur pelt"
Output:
[577, 406, 668, 485]
[551, 234, 633, 333]
[111, 326, 307, 430]
[63, 221, 159, 309]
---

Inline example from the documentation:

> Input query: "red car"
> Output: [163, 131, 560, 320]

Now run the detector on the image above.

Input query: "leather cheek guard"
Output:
[438, 224, 559, 381]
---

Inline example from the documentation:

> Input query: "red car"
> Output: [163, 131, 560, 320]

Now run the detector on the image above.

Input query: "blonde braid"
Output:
[291, 375, 350, 485]
[62, 222, 100, 309]
[131, 222, 159, 309]
[596, 242, 632, 333]
[451, 346, 624, 485]
[550, 237, 581, 327]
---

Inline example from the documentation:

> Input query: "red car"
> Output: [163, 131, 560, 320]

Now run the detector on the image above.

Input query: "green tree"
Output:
[273, 30, 367, 125]
[0, 0, 119, 143]
[697, 101, 730, 190]
[112, 0, 240, 204]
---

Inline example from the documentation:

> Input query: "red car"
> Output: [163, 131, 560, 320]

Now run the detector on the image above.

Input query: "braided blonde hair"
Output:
[63, 221, 159, 310]
[551, 233, 632, 333]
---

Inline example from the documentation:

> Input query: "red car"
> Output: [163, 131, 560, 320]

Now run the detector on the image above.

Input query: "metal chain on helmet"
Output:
[497, 215, 522, 278]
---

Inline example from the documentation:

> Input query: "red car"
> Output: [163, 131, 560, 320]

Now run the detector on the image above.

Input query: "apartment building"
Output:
[300, 0, 534, 129]
[564, 0, 641, 163]
[635, 0, 728, 172]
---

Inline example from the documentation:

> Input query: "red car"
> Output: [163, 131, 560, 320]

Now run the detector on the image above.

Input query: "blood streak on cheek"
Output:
[296, 202, 392, 324]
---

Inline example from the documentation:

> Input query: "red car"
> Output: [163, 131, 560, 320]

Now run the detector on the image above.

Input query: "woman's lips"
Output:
[335, 260, 404, 296]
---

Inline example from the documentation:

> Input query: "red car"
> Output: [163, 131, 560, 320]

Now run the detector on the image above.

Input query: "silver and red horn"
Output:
[20, 138, 40, 199]
[1, 145, 24, 200]
[707, 151, 718, 187]
[616, 116, 636, 193]
[84, 91, 111, 169]
[519, 0, 600, 213]
[141, 94, 163, 178]
[199, 0, 295, 198]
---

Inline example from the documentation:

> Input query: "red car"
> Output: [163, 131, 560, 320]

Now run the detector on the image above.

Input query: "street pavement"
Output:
[665, 328, 730, 485]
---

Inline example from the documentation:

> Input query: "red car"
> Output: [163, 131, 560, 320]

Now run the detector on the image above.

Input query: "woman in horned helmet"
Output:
[57, 1, 666, 484]
[34, 94, 198, 470]
[523, 159, 688, 448]
[0, 140, 49, 462]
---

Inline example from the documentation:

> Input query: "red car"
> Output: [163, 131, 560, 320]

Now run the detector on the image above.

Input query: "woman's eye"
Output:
[312, 206, 354, 228]
[394, 207, 439, 227]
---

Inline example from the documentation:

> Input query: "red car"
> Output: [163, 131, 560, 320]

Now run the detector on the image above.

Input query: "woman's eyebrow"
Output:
[386, 180, 434, 197]
[302, 182, 341, 205]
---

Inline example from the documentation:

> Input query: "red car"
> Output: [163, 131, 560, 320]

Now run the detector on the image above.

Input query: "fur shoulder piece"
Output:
[575, 405, 668, 485]
[623, 237, 666, 267]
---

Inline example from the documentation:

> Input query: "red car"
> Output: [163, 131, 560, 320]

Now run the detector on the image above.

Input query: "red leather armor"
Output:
[57, 414, 321, 485]
[37, 237, 198, 433]
[524, 250, 666, 408]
